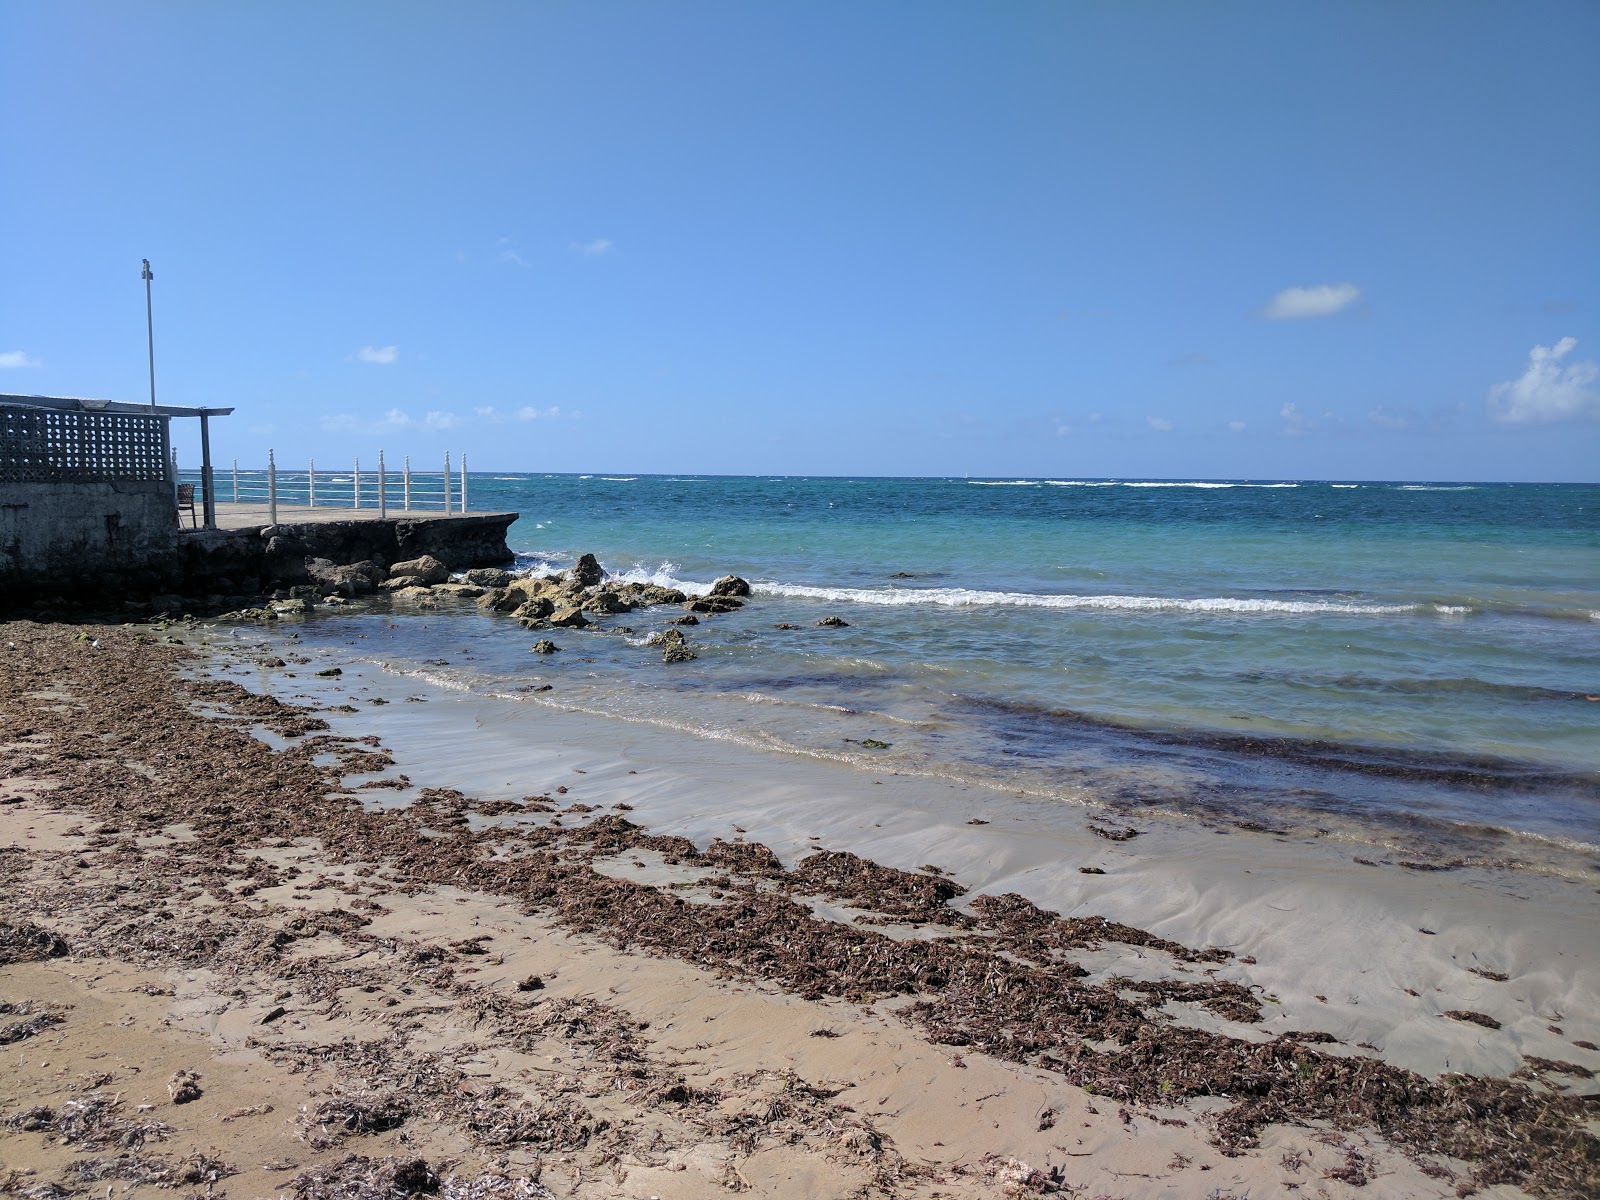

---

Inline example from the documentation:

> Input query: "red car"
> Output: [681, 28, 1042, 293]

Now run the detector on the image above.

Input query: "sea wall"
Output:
[0, 480, 179, 602]
[0, 509, 517, 609]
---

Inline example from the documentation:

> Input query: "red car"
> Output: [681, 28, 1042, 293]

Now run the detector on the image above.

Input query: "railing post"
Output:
[460, 452, 468, 513]
[232, 458, 239, 503]
[378, 450, 387, 518]
[354, 456, 361, 509]
[444, 451, 452, 514]
[309, 458, 317, 508]
[404, 455, 412, 511]
[268, 448, 278, 525]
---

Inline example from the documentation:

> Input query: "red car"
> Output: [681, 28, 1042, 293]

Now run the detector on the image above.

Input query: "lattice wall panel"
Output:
[0, 405, 167, 483]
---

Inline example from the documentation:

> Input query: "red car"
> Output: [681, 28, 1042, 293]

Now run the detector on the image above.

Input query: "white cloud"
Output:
[1280, 402, 1314, 436]
[573, 238, 613, 256]
[1263, 282, 1360, 320]
[1368, 407, 1409, 431]
[496, 236, 528, 267]
[318, 408, 458, 435]
[0, 350, 41, 369]
[356, 345, 398, 365]
[1228, 420, 1246, 433]
[1146, 416, 1173, 432]
[516, 405, 561, 421]
[1488, 337, 1600, 424]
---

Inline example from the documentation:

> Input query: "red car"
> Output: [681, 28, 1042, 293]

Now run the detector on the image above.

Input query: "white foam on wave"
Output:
[972, 480, 1299, 489]
[1331, 484, 1359, 489]
[609, 561, 711, 592]
[751, 581, 1425, 616]
[1123, 481, 1236, 488]
[601, 476, 637, 482]
[518, 555, 1485, 621]
[1399, 485, 1477, 491]
[1044, 480, 1299, 489]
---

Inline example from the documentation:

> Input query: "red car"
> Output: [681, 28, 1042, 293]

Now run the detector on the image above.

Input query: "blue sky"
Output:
[4, 2, 1598, 480]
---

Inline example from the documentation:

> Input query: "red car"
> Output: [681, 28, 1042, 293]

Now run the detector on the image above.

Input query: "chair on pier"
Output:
[176, 483, 198, 528]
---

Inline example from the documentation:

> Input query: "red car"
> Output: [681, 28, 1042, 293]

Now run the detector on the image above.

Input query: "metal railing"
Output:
[175, 451, 471, 522]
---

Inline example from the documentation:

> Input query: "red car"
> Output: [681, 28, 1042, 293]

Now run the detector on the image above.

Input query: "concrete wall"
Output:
[1, 480, 177, 599]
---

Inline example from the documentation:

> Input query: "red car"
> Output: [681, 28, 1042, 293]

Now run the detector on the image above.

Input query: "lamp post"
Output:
[141, 259, 156, 411]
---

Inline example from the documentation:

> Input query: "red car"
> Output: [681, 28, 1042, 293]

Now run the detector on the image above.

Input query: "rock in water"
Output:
[530, 640, 560, 654]
[305, 557, 387, 596]
[571, 553, 604, 588]
[684, 596, 743, 613]
[818, 615, 849, 627]
[513, 597, 555, 626]
[388, 554, 449, 585]
[549, 607, 590, 628]
[710, 574, 751, 597]
[380, 575, 429, 591]
[464, 567, 515, 587]
[649, 627, 698, 662]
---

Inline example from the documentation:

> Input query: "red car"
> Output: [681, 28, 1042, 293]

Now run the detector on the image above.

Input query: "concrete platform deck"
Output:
[202, 502, 508, 531]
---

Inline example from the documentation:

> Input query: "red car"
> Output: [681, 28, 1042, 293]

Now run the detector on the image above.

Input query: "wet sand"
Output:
[2, 620, 1597, 1199]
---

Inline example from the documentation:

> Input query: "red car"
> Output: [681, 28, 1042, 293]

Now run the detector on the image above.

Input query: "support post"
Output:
[354, 457, 361, 509]
[444, 451, 452, 514]
[460, 452, 468, 512]
[198, 411, 216, 529]
[232, 458, 239, 503]
[378, 450, 387, 518]
[309, 459, 316, 508]
[404, 455, 412, 511]
[268, 449, 278, 526]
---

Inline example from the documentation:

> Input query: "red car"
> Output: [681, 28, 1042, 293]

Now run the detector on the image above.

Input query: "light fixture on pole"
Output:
[141, 259, 157, 411]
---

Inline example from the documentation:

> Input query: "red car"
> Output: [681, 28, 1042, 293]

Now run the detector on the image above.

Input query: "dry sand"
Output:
[2, 620, 1597, 1199]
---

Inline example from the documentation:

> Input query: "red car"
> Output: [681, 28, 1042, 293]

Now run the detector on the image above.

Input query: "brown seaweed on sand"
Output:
[1, 621, 1597, 1200]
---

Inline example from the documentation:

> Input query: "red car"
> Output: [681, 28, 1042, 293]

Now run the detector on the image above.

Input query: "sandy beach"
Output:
[2, 618, 1597, 1199]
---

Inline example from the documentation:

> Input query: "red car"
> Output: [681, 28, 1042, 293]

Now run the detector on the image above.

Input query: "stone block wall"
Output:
[0, 480, 178, 601]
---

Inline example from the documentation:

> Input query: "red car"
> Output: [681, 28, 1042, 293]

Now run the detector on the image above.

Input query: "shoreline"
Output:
[211, 632, 1600, 1082]
[2, 619, 1597, 1198]
[257, 595, 1600, 884]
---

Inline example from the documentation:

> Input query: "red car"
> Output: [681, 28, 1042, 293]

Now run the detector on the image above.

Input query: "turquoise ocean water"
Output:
[275, 476, 1600, 875]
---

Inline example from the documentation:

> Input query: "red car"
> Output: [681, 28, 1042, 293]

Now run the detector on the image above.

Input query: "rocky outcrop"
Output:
[306, 557, 387, 597]
[464, 568, 515, 588]
[710, 574, 751, 597]
[388, 555, 449, 585]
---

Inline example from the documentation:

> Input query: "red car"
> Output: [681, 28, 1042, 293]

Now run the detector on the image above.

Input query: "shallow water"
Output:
[262, 474, 1600, 873]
